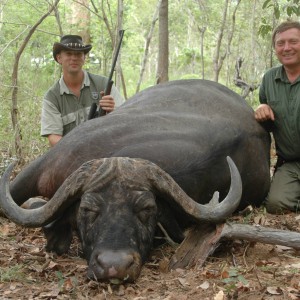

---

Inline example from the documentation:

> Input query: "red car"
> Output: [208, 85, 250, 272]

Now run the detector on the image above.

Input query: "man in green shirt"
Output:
[255, 21, 300, 213]
[41, 35, 124, 146]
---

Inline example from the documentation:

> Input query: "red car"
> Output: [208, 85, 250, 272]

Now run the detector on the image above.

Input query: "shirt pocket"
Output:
[268, 100, 283, 116]
[62, 114, 76, 136]
[268, 100, 286, 129]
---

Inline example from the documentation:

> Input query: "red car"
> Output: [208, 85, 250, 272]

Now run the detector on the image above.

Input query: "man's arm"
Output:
[255, 73, 275, 122]
[41, 95, 64, 145]
[48, 134, 62, 147]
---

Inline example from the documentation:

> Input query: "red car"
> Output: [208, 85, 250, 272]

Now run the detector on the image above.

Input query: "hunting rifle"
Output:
[88, 29, 125, 119]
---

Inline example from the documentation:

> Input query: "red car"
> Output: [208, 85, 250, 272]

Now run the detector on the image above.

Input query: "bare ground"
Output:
[1, 209, 300, 300]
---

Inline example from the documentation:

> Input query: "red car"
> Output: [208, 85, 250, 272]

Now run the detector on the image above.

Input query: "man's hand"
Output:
[254, 104, 275, 122]
[99, 93, 115, 113]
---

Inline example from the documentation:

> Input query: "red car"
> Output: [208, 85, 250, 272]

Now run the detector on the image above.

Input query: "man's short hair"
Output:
[272, 21, 300, 47]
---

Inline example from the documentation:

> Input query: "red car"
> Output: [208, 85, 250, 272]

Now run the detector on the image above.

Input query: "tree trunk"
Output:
[116, 0, 124, 94]
[100, 0, 115, 45]
[66, 0, 91, 43]
[213, 0, 241, 83]
[212, 0, 229, 82]
[269, 14, 277, 68]
[198, 26, 206, 80]
[11, 0, 60, 161]
[71, 0, 124, 95]
[136, 0, 161, 93]
[225, 0, 241, 85]
[250, 0, 257, 80]
[156, 0, 168, 84]
[0, 1, 3, 32]
[54, 4, 63, 36]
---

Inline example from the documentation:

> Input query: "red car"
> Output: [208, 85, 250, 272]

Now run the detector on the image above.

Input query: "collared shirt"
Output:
[41, 70, 124, 137]
[259, 65, 300, 161]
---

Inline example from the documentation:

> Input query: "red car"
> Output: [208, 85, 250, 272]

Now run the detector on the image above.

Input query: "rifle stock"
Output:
[88, 103, 97, 120]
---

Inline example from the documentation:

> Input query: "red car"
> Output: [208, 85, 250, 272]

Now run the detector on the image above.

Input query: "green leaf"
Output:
[258, 24, 273, 38]
[292, 6, 300, 16]
[287, 6, 293, 16]
[237, 275, 249, 285]
[228, 269, 239, 277]
[274, 6, 281, 19]
[262, 0, 272, 9]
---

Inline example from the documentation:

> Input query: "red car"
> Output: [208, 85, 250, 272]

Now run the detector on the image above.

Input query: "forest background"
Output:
[0, 0, 299, 171]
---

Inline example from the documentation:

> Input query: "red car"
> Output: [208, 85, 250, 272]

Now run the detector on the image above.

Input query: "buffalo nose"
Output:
[96, 250, 135, 278]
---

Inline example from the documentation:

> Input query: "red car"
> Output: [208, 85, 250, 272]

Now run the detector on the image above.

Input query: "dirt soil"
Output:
[1, 209, 300, 300]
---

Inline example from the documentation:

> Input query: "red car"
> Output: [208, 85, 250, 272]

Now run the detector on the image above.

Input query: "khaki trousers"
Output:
[265, 161, 300, 213]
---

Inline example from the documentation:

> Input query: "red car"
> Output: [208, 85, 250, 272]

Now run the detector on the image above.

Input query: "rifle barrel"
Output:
[88, 29, 125, 120]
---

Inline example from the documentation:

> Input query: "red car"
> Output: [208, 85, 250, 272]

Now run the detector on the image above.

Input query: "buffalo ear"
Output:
[43, 202, 79, 255]
[43, 217, 73, 255]
[155, 201, 185, 245]
[21, 198, 74, 255]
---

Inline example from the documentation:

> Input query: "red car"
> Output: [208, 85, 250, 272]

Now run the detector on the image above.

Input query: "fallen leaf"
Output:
[63, 277, 74, 291]
[288, 263, 300, 269]
[254, 215, 265, 225]
[0, 224, 10, 236]
[159, 257, 169, 273]
[29, 247, 40, 254]
[256, 260, 276, 267]
[48, 261, 58, 269]
[178, 277, 188, 286]
[107, 284, 113, 294]
[39, 290, 60, 298]
[266, 286, 283, 295]
[221, 270, 229, 279]
[175, 268, 185, 274]
[276, 245, 293, 252]
[290, 275, 300, 288]
[214, 290, 225, 300]
[197, 281, 210, 290]
[287, 287, 300, 300]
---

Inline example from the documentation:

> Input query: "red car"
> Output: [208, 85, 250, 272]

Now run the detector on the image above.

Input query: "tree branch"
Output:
[221, 223, 300, 250]
[169, 222, 300, 270]
[10, 0, 60, 159]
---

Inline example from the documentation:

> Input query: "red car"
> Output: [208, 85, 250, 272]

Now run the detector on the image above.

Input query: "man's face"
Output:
[274, 28, 300, 68]
[56, 50, 86, 73]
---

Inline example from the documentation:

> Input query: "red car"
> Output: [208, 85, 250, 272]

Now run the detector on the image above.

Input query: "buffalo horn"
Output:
[0, 156, 241, 227]
[0, 160, 101, 227]
[146, 156, 242, 222]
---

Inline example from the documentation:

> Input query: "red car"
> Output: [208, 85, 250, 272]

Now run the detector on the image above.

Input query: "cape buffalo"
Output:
[0, 79, 270, 282]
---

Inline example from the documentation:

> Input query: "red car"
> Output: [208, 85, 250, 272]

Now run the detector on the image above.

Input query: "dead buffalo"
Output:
[0, 79, 270, 282]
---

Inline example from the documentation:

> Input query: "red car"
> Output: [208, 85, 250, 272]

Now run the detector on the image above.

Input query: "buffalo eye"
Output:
[79, 193, 103, 230]
[133, 191, 157, 223]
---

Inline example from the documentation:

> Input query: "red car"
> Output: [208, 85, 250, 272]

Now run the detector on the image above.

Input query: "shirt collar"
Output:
[275, 65, 300, 84]
[59, 70, 91, 95]
[274, 65, 289, 82]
